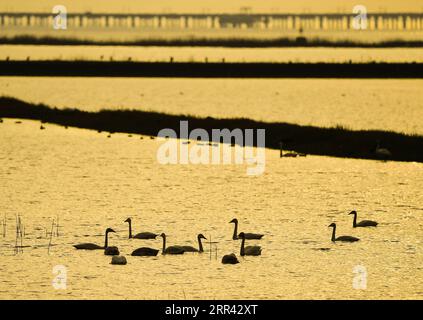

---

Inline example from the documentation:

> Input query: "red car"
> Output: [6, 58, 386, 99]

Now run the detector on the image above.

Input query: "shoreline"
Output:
[1, 97, 422, 163]
[1, 35, 423, 48]
[1, 61, 422, 78]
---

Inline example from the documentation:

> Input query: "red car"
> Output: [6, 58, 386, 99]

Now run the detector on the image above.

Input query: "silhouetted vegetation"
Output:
[1, 97, 422, 163]
[1, 60, 422, 78]
[1, 35, 423, 48]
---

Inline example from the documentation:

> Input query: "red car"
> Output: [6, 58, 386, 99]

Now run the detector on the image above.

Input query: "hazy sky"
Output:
[1, 0, 422, 13]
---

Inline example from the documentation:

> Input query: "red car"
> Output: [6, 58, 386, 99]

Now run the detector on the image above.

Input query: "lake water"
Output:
[0, 77, 422, 135]
[1, 45, 423, 63]
[0, 118, 422, 299]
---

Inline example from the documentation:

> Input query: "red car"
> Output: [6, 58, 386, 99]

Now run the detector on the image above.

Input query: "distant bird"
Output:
[74, 228, 116, 250]
[374, 140, 392, 159]
[179, 234, 207, 253]
[229, 218, 264, 240]
[349, 211, 378, 228]
[0, 118, 3, 123]
[160, 233, 185, 255]
[124, 217, 157, 240]
[131, 247, 159, 256]
[221, 253, 239, 264]
[328, 223, 359, 242]
[239, 232, 262, 256]
[279, 141, 306, 158]
[111, 256, 127, 265]
[40, 125, 45, 130]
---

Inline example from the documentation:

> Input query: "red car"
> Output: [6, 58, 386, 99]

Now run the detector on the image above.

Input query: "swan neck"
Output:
[105, 231, 109, 248]
[240, 237, 245, 256]
[128, 221, 132, 238]
[352, 213, 357, 227]
[331, 226, 336, 242]
[198, 237, 204, 253]
[162, 236, 166, 253]
[232, 221, 238, 240]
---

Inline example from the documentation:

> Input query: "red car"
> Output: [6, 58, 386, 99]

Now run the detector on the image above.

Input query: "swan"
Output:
[111, 256, 127, 265]
[349, 211, 378, 227]
[131, 247, 159, 256]
[179, 234, 207, 253]
[374, 140, 392, 158]
[160, 233, 185, 255]
[104, 246, 120, 256]
[221, 253, 239, 264]
[239, 232, 262, 256]
[328, 223, 359, 242]
[124, 217, 158, 240]
[74, 227, 116, 250]
[230, 218, 264, 240]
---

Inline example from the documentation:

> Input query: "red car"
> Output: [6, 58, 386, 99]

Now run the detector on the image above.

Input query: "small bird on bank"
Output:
[374, 140, 392, 159]
[349, 211, 378, 228]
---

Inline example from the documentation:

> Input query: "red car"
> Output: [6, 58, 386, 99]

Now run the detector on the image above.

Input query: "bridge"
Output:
[0, 12, 422, 31]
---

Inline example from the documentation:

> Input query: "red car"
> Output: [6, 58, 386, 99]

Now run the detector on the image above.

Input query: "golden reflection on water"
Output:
[0, 119, 422, 299]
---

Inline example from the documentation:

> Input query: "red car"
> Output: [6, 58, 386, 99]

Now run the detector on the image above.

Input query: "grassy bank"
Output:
[1, 35, 423, 48]
[1, 60, 422, 78]
[1, 97, 422, 163]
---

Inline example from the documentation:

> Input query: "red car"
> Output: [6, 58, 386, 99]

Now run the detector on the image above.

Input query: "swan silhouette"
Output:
[239, 232, 262, 256]
[180, 234, 207, 253]
[349, 211, 378, 227]
[125, 217, 158, 239]
[279, 141, 306, 158]
[230, 218, 264, 240]
[131, 247, 159, 256]
[328, 223, 359, 242]
[374, 140, 392, 159]
[160, 233, 185, 255]
[74, 228, 116, 250]
[222, 253, 239, 264]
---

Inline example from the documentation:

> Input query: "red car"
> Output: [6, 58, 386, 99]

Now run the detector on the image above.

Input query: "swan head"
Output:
[229, 218, 238, 224]
[198, 234, 207, 240]
[106, 228, 116, 233]
[159, 233, 166, 238]
[238, 232, 245, 238]
[328, 223, 336, 228]
[124, 218, 131, 223]
[348, 211, 357, 216]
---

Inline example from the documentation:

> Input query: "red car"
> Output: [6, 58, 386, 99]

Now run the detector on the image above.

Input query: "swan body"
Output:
[111, 256, 127, 265]
[180, 234, 207, 253]
[222, 253, 239, 264]
[104, 246, 120, 256]
[131, 247, 159, 256]
[230, 218, 264, 240]
[349, 211, 378, 227]
[74, 228, 116, 250]
[160, 233, 185, 255]
[328, 223, 359, 242]
[125, 218, 158, 239]
[239, 232, 262, 256]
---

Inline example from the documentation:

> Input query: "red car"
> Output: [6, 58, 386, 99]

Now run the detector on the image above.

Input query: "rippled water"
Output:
[1, 77, 422, 134]
[0, 119, 422, 299]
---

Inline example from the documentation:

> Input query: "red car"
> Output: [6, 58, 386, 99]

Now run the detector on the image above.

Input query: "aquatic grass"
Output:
[1, 97, 423, 163]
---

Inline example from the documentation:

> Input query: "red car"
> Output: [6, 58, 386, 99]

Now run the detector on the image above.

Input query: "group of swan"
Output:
[329, 211, 378, 242]
[73, 217, 264, 265]
[222, 219, 264, 264]
[73, 218, 208, 259]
